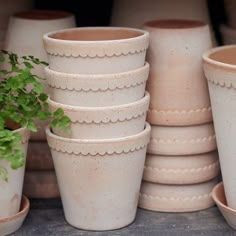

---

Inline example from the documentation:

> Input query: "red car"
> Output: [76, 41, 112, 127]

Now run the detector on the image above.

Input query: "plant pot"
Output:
[143, 151, 220, 184]
[45, 63, 149, 107]
[0, 195, 29, 236]
[43, 27, 149, 74]
[0, 127, 30, 218]
[46, 123, 151, 231]
[23, 170, 60, 198]
[224, 0, 236, 29]
[3, 10, 76, 141]
[139, 178, 218, 212]
[48, 92, 150, 139]
[203, 45, 236, 210]
[220, 24, 236, 45]
[26, 141, 54, 171]
[147, 123, 216, 155]
[143, 19, 212, 126]
[111, 0, 211, 28]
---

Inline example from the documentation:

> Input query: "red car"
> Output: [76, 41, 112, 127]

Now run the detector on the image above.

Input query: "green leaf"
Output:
[53, 108, 64, 118]
[23, 61, 34, 69]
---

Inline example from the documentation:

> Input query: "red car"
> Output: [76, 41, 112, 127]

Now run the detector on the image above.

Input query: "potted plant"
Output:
[0, 50, 69, 234]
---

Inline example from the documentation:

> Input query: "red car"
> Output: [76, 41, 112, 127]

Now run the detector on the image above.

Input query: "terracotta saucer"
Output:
[0, 195, 30, 235]
[212, 182, 236, 230]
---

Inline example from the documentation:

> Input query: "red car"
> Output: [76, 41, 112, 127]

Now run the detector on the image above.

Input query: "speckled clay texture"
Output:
[139, 178, 218, 212]
[46, 124, 151, 230]
[143, 19, 212, 126]
[45, 63, 149, 107]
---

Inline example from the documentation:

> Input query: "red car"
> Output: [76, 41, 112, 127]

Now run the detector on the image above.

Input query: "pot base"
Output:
[0, 195, 29, 236]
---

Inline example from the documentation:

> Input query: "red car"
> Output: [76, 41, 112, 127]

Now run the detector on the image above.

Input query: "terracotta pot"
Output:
[212, 182, 236, 230]
[45, 63, 149, 107]
[23, 170, 59, 198]
[147, 123, 216, 155]
[224, 0, 236, 29]
[0, 195, 29, 236]
[48, 92, 150, 139]
[43, 27, 149, 74]
[26, 141, 54, 171]
[139, 178, 218, 212]
[3, 10, 76, 141]
[203, 45, 236, 210]
[220, 24, 236, 45]
[0, 127, 30, 218]
[0, 0, 32, 30]
[46, 123, 151, 230]
[111, 0, 211, 28]
[143, 19, 212, 126]
[143, 151, 220, 184]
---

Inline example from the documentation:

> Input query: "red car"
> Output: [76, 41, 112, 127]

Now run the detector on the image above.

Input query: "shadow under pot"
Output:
[203, 45, 236, 210]
[48, 92, 150, 139]
[43, 27, 149, 74]
[46, 123, 151, 231]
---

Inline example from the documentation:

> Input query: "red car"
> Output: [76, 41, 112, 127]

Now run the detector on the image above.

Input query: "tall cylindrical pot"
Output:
[203, 45, 236, 210]
[143, 19, 212, 126]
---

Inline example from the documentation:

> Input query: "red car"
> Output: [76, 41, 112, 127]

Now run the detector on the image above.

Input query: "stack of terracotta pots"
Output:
[43, 27, 151, 230]
[220, 0, 236, 44]
[2, 10, 76, 198]
[138, 19, 220, 212]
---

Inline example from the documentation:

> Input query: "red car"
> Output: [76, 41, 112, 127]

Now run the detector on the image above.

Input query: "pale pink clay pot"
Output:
[45, 63, 149, 107]
[46, 123, 151, 231]
[43, 27, 149, 74]
[143, 19, 212, 126]
[203, 45, 236, 210]
[48, 92, 150, 139]
[143, 151, 220, 184]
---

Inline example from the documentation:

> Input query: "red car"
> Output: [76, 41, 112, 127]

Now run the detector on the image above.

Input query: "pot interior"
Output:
[144, 19, 205, 29]
[49, 28, 144, 41]
[209, 47, 236, 65]
[14, 10, 72, 20]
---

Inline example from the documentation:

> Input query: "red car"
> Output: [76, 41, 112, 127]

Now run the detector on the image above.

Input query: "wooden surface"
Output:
[9, 199, 236, 235]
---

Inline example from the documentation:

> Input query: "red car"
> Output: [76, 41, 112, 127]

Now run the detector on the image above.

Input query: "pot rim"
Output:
[13, 10, 74, 21]
[48, 91, 150, 112]
[45, 62, 149, 79]
[46, 122, 151, 144]
[143, 19, 207, 30]
[203, 45, 236, 72]
[44, 26, 149, 43]
[0, 195, 29, 223]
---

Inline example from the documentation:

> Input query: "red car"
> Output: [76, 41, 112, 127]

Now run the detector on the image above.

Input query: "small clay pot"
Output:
[23, 170, 60, 199]
[43, 27, 149, 74]
[143, 19, 212, 126]
[203, 45, 236, 210]
[147, 123, 216, 155]
[139, 178, 218, 212]
[143, 151, 220, 184]
[26, 141, 54, 171]
[0, 128, 30, 218]
[46, 123, 151, 230]
[45, 63, 149, 107]
[48, 92, 150, 139]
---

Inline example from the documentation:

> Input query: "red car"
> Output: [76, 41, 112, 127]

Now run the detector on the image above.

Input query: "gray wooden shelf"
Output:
[9, 198, 236, 236]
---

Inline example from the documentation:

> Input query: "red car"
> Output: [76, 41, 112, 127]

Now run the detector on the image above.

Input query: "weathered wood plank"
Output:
[9, 202, 236, 236]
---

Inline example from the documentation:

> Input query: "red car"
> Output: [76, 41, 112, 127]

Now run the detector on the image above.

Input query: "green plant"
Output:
[0, 50, 70, 181]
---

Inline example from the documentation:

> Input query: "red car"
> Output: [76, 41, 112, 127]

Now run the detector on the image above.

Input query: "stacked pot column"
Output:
[3, 10, 76, 198]
[43, 27, 151, 230]
[138, 20, 220, 212]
